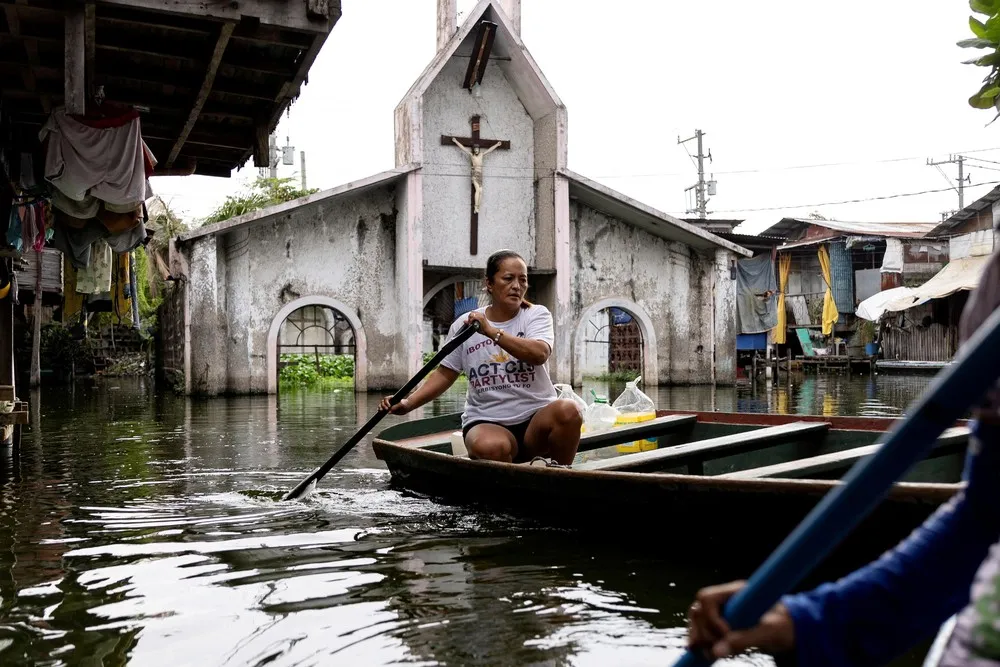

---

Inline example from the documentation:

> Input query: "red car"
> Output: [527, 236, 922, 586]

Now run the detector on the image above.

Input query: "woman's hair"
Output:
[485, 249, 532, 308]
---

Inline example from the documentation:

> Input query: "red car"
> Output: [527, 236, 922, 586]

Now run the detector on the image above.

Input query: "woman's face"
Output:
[489, 257, 528, 307]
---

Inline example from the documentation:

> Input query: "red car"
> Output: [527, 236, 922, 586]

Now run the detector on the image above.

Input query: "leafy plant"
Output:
[279, 353, 355, 387]
[961, 0, 1000, 116]
[593, 369, 640, 382]
[40, 322, 95, 372]
[855, 319, 876, 345]
[202, 177, 319, 226]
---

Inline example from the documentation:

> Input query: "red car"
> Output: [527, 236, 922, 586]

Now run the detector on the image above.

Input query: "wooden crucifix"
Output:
[441, 115, 510, 255]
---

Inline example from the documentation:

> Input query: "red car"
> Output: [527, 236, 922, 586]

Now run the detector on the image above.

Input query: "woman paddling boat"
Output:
[379, 249, 583, 466]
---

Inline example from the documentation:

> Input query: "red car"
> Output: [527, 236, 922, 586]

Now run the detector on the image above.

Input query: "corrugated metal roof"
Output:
[928, 184, 1000, 237]
[759, 217, 936, 239]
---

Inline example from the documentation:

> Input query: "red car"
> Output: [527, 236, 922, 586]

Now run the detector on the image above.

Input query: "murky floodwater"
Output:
[0, 372, 939, 666]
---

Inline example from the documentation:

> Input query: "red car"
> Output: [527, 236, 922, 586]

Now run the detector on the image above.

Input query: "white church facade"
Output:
[168, 0, 751, 395]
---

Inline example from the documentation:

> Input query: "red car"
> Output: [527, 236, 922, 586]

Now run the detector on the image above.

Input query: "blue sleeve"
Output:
[779, 420, 1000, 667]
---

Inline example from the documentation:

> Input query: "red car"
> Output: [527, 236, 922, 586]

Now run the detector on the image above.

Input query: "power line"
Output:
[712, 179, 1000, 214]
[926, 154, 969, 209]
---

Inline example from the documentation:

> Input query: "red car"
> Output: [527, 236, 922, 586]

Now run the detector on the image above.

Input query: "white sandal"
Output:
[526, 456, 571, 469]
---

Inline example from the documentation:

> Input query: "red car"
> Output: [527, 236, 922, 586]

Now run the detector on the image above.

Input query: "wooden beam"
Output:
[64, 6, 85, 114]
[462, 21, 497, 90]
[166, 21, 234, 167]
[253, 122, 269, 168]
[239, 30, 327, 169]
[84, 3, 95, 99]
[92, 0, 332, 35]
[3, 5, 52, 114]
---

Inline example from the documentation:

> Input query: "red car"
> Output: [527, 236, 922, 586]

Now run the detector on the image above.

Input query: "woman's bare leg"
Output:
[465, 423, 518, 462]
[521, 399, 583, 465]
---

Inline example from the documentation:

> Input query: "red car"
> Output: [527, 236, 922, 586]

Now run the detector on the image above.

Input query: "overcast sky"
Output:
[149, 0, 1000, 234]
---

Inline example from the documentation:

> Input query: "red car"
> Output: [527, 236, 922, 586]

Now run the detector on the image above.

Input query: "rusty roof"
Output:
[928, 184, 1000, 237]
[1, 0, 339, 177]
[759, 217, 936, 240]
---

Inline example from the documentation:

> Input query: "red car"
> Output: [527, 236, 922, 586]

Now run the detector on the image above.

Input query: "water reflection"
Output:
[0, 372, 937, 665]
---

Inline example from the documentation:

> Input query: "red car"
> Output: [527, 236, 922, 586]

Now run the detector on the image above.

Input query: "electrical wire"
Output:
[712, 180, 1000, 214]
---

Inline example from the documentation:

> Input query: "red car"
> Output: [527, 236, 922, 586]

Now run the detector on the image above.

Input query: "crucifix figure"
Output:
[441, 115, 510, 254]
[452, 137, 502, 214]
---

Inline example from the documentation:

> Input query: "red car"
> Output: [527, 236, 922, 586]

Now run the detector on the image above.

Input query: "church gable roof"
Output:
[396, 0, 562, 121]
[561, 169, 753, 256]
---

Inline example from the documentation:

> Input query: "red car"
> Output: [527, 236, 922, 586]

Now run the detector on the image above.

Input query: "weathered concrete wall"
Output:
[223, 229, 254, 393]
[713, 249, 738, 385]
[569, 202, 732, 385]
[421, 56, 535, 267]
[187, 235, 226, 395]
[180, 185, 410, 394]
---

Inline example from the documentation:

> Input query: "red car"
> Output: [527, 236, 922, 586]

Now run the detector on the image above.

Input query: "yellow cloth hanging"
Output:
[62, 254, 83, 319]
[818, 244, 839, 336]
[773, 254, 791, 344]
[112, 252, 132, 326]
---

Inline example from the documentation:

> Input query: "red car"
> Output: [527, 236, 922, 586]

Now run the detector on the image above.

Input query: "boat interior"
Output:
[374, 411, 970, 485]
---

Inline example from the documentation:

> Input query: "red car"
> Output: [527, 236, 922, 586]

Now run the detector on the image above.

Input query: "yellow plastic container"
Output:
[615, 411, 657, 453]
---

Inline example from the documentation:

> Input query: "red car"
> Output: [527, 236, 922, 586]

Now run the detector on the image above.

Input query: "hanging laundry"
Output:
[62, 253, 84, 320]
[38, 107, 152, 214]
[50, 218, 107, 270]
[75, 240, 112, 294]
[104, 217, 146, 254]
[112, 251, 132, 326]
[6, 206, 21, 252]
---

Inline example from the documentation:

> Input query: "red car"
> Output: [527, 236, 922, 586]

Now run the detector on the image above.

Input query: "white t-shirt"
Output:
[440, 305, 557, 427]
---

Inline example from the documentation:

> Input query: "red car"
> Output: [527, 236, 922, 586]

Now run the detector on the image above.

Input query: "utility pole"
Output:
[678, 129, 715, 219]
[268, 134, 278, 179]
[300, 151, 307, 191]
[927, 154, 970, 210]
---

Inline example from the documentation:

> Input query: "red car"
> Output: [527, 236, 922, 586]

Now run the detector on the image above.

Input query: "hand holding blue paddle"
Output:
[674, 304, 1000, 666]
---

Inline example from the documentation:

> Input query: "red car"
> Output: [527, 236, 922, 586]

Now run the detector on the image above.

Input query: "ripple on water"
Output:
[0, 376, 937, 666]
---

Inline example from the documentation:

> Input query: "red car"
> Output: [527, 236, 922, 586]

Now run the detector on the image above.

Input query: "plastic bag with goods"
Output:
[611, 376, 658, 453]
[583, 390, 619, 433]
[554, 383, 588, 416]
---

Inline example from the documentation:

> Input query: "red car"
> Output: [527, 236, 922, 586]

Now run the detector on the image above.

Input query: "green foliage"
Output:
[592, 369, 640, 382]
[961, 0, 1000, 115]
[40, 322, 94, 371]
[146, 197, 188, 255]
[134, 246, 161, 332]
[279, 354, 354, 387]
[854, 319, 876, 346]
[202, 177, 319, 226]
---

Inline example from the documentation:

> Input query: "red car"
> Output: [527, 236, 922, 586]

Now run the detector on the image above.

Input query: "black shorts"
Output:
[462, 411, 541, 463]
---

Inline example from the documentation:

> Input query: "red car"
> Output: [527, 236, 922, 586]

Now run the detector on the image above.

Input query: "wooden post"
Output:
[64, 7, 86, 115]
[29, 250, 41, 388]
[0, 259, 15, 447]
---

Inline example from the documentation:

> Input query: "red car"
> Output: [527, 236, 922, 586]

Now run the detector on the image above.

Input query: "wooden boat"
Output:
[373, 410, 970, 568]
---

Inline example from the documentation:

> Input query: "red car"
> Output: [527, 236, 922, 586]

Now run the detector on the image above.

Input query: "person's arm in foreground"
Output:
[689, 422, 1000, 666]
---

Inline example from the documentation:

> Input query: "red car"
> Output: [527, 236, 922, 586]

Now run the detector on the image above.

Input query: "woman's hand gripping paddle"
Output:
[281, 320, 481, 501]
[674, 304, 1000, 666]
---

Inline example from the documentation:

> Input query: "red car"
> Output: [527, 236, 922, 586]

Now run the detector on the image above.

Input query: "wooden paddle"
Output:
[281, 320, 481, 501]
[673, 305, 1000, 666]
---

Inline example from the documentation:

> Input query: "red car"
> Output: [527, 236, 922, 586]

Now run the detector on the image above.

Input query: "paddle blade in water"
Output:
[283, 479, 317, 502]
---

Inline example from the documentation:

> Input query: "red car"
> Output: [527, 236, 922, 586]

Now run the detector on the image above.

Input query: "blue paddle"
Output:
[674, 304, 1000, 667]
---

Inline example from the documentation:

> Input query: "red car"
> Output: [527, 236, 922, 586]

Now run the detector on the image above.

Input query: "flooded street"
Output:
[0, 372, 939, 666]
